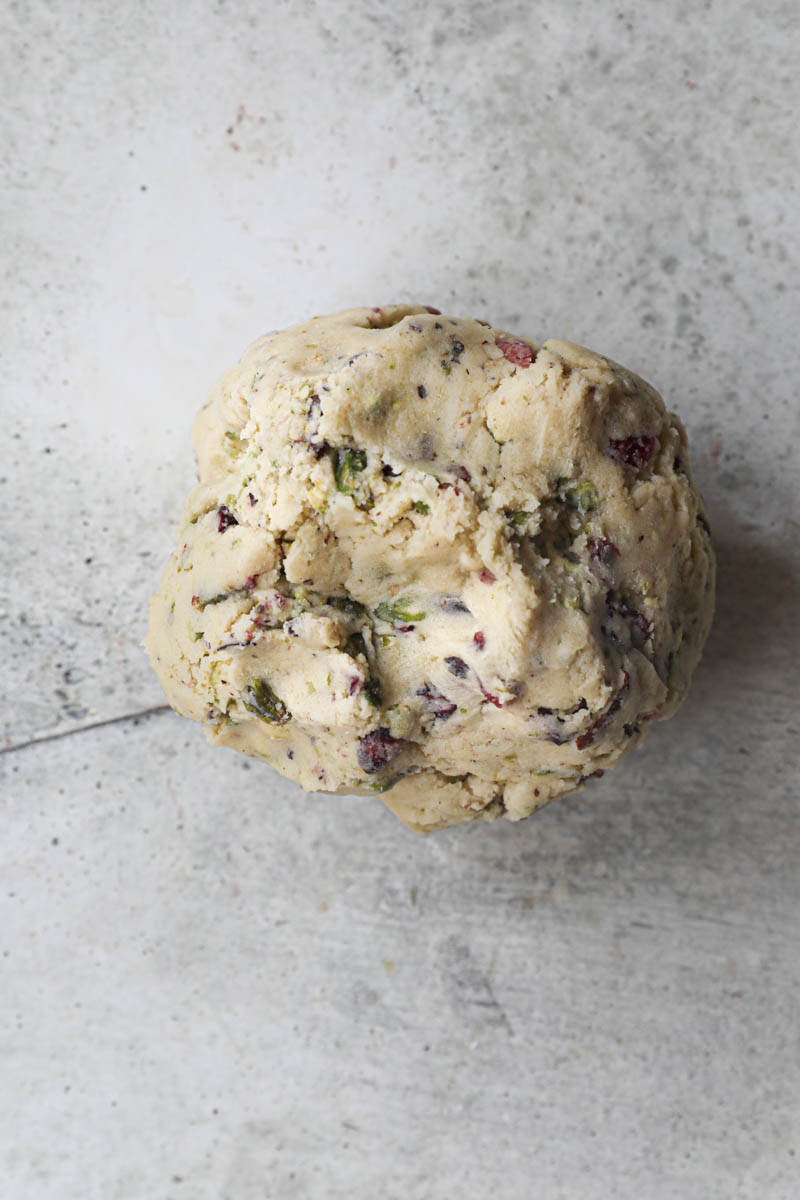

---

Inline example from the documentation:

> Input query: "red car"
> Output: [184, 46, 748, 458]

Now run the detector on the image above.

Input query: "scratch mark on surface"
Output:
[0, 705, 172, 756]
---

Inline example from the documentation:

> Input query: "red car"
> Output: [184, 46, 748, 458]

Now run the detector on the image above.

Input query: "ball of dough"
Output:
[146, 305, 715, 832]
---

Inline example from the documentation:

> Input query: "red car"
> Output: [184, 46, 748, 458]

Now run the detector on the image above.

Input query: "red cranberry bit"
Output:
[356, 728, 407, 774]
[545, 730, 572, 745]
[415, 684, 457, 720]
[478, 682, 502, 708]
[346, 674, 363, 697]
[441, 596, 471, 615]
[607, 435, 655, 471]
[473, 631, 486, 649]
[217, 505, 238, 532]
[445, 656, 469, 678]
[479, 568, 497, 584]
[497, 338, 534, 368]
[423, 305, 441, 314]
[588, 537, 619, 565]
[618, 601, 653, 640]
[243, 574, 258, 591]
[576, 671, 630, 750]
[447, 464, 472, 483]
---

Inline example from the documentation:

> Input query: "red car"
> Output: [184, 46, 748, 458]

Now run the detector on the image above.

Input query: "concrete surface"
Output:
[1, 0, 798, 1197]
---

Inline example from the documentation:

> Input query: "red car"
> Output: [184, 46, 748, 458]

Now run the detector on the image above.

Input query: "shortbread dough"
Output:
[147, 305, 715, 831]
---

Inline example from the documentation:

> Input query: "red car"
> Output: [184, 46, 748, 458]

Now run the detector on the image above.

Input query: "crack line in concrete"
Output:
[0, 705, 173, 757]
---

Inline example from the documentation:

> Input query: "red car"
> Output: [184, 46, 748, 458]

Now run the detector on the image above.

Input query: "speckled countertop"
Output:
[1, 2, 798, 1197]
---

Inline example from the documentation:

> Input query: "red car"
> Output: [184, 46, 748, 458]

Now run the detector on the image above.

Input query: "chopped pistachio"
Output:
[328, 596, 367, 619]
[345, 631, 368, 659]
[368, 774, 402, 793]
[374, 598, 426, 624]
[224, 431, 245, 457]
[335, 447, 367, 494]
[243, 678, 291, 723]
[557, 479, 599, 513]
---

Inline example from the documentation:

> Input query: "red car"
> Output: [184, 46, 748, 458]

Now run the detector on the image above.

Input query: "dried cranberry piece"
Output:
[588, 537, 619, 565]
[620, 603, 653, 640]
[217, 506, 238, 532]
[576, 671, 630, 751]
[497, 338, 534, 368]
[356, 728, 407, 774]
[307, 393, 321, 425]
[479, 568, 497, 584]
[478, 682, 502, 708]
[441, 596, 471, 615]
[416, 684, 456, 720]
[607, 435, 655, 471]
[301, 393, 327, 456]
[445, 656, 469, 678]
[447, 464, 472, 483]
[473, 631, 485, 649]
[423, 305, 441, 314]
[603, 594, 653, 645]
[545, 730, 572, 745]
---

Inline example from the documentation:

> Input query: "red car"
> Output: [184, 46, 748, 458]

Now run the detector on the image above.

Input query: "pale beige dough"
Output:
[146, 305, 715, 831]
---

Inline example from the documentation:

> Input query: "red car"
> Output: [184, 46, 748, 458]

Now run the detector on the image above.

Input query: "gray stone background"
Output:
[2, 1, 798, 1197]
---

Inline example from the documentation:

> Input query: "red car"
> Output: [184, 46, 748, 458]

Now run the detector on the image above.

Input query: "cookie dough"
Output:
[146, 305, 715, 832]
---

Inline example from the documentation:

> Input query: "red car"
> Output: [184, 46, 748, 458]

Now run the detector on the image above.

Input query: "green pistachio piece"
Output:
[327, 596, 367, 618]
[557, 479, 599, 514]
[374, 598, 426, 624]
[335, 447, 368, 494]
[243, 678, 291, 724]
[368, 774, 403, 793]
[346, 632, 368, 660]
